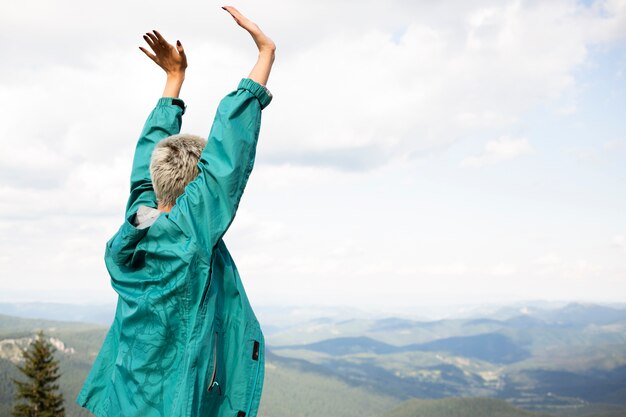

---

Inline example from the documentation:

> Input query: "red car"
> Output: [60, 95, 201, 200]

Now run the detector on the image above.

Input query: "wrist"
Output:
[162, 73, 185, 98]
[258, 46, 276, 56]
[166, 71, 186, 82]
[258, 49, 275, 65]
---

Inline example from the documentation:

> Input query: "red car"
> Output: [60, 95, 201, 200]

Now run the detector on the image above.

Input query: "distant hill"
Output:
[0, 315, 107, 417]
[275, 336, 400, 355]
[502, 366, 626, 406]
[491, 302, 626, 325]
[4, 301, 626, 335]
[274, 333, 529, 364]
[550, 403, 626, 417]
[267, 303, 626, 357]
[256, 303, 626, 413]
[380, 398, 554, 417]
[405, 333, 530, 364]
[540, 303, 626, 326]
[259, 351, 400, 417]
[0, 302, 115, 325]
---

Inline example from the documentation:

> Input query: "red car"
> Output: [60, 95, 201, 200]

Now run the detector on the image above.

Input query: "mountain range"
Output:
[1, 301, 625, 417]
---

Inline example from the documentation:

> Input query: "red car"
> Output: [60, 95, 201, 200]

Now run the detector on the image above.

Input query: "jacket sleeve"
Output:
[125, 97, 186, 218]
[169, 78, 272, 250]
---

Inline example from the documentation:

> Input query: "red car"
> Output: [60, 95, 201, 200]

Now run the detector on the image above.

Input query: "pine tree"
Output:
[12, 330, 65, 417]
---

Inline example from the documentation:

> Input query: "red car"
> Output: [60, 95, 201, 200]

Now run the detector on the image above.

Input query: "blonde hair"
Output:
[150, 134, 207, 207]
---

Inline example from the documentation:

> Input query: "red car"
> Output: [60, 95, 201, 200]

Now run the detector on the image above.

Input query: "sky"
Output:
[1, 0, 625, 314]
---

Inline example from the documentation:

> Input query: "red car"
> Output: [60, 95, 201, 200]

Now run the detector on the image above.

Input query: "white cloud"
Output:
[534, 253, 563, 267]
[227, 209, 288, 249]
[461, 136, 532, 167]
[1, 0, 625, 182]
[571, 259, 603, 279]
[533, 253, 564, 276]
[1, 0, 626, 307]
[531, 255, 605, 281]
[418, 263, 471, 276]
[613, 235, 626, 252]
[250, 163, 358, 191]
[264, 0, 626, 170]
[565, 147, 602, 164]
[603, 139, 626, 151]
[489, 263, 517, 276]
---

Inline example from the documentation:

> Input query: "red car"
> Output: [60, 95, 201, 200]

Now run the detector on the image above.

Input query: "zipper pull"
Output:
[208, 380, 222, 395]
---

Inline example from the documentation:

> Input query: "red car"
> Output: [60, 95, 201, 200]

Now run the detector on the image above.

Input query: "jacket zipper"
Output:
[208, 330, 220, 394]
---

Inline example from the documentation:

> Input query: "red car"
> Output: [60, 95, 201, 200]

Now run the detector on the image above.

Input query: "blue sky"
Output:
[0, 0, 624, 315]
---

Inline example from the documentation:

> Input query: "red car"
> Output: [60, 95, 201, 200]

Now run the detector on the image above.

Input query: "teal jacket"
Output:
[77, 78, 272, 417]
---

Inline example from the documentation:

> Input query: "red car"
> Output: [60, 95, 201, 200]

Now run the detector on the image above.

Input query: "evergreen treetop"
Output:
[12, 330, 65, 417]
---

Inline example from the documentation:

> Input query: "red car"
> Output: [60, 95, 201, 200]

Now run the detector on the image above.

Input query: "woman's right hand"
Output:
[222, 6, 276, 54]
[222, 6, 275, 86]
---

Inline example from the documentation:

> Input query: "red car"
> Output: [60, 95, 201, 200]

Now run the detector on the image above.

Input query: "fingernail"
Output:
[176, 40, 181, 46]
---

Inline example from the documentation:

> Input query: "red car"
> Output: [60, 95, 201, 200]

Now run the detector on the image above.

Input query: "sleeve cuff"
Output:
[156, 97, 187, 115]
[238, 78, 273, 110]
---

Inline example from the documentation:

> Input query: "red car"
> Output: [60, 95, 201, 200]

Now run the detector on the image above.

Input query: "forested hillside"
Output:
[380, 398, 553, 417]
[1, 303, 626, 417]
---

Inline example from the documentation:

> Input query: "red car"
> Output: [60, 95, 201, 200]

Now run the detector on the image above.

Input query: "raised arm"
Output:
[169, 7, 275, 250]
[139, 30, 187, 98]
[125, 32, 188, 218]
[222, 6, 276, 86]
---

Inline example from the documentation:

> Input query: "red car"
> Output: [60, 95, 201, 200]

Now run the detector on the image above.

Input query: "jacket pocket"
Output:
[240, 324, 264, 416]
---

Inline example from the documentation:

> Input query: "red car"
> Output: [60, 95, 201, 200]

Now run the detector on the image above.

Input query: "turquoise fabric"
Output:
[77, 78, 272, 417]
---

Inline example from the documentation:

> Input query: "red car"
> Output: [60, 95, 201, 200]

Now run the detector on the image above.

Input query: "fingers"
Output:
[144, 30, 170, 52]
[222, 5, 265, 40]
[145, 31, 158, 43]
[176, 40, 185, 56]
[153, 30, 166, 43]
[221, 6, 274, 52]
[222, 5, 240, 17]
[143, 33, 157, 51]
[222, 5, 246, 26]
[139, 46, 157, 63]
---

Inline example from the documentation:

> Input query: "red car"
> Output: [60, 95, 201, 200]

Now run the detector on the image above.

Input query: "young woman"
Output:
[77, 7, 275, 417]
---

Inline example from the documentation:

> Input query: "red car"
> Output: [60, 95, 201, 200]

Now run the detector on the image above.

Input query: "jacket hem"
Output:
[76, 397, 108, 417]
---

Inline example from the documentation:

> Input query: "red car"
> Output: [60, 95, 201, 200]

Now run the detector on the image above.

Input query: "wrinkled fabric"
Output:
[77, 78, 272, 417]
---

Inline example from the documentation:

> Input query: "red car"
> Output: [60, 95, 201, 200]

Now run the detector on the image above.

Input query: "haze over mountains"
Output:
[3, 299, 625, 325]
[1, 301, 625, 417]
